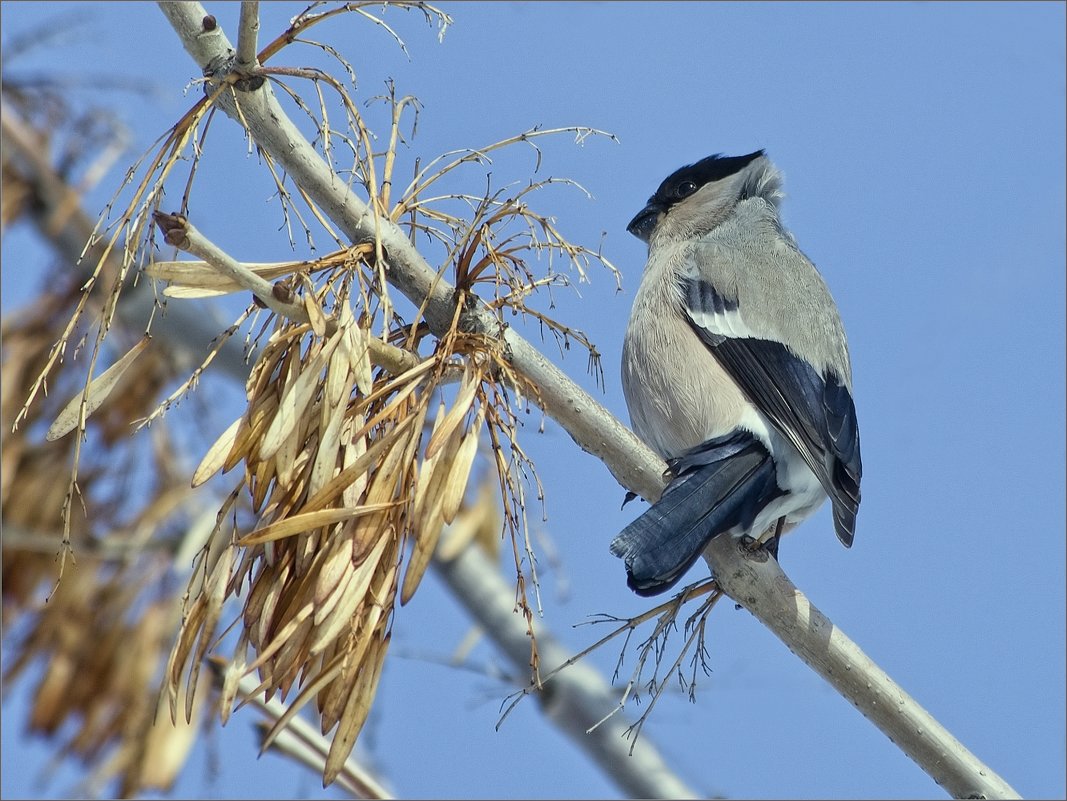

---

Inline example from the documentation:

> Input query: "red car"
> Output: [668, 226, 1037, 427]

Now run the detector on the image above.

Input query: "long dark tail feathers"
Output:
[610, 430, 783, 596]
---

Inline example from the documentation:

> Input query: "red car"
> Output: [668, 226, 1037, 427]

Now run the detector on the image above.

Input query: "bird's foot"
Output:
[737, 535, 770, 563]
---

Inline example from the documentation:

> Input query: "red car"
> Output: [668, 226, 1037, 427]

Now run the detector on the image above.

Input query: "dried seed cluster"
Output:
[6, 2, 619, 791]
[164, 279, 509, 779]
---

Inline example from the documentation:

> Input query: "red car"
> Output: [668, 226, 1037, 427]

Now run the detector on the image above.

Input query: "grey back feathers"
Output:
[683, 212, 852, 384]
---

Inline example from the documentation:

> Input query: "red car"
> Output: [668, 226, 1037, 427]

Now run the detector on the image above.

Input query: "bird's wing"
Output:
[679, 272, 862, 546]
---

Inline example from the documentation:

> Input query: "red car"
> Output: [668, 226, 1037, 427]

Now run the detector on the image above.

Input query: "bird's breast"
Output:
[621, 275, 749, 460]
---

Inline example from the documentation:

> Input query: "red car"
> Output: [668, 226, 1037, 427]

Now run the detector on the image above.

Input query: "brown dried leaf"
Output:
[145, 259, 309, 291]
[225, 393, 278, 472]
[261, 335, 340, 460]
[241, 559, 275, 634]
[192, 414, 243, 487]
[412, 400, 448, 518]
[269, 614, 315, 694]
[186, 544, 236, 721]
[363, 416, 423, 511]
[138, 677, 202, 792]
[325, 335, 355, 411]
[165, 594, 206, 722]
[259, 651, 347, 754]
[46, 336, 150, 441]
[310, 555, 359, 634]
[319, 595, 387, 732]
[273, 400, 305, 490]
[238, 504, 397, 546]
[309, 532, 391, 654]
[346, 323, 373, 396]
[424, 368, 480, 459]
[248, 555, 292, 651]
[301, 413, 417, 515]
[301, 275, 328, 338]
[341, 425, 368, 508]
[311, 377, 351, 497]
[403, 405, 467, 605]
[400, 505, 444, 606]
[437, 479, 501, 561]
[312, 530, 356, 609]
[218, 641, 249, 725]
[30, 655, 75, 733]
[250, 454, 275, 513]
[243, 603, 314, 679]
[324, 634, 390, 786]
[442, 405, 485, 523]
[309, 412, 343, 496]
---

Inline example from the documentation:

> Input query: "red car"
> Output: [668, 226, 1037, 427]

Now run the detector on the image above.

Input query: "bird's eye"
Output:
[675, 180, 698, 198]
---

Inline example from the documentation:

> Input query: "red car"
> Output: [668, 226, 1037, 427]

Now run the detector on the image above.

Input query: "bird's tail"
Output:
[610, 430, 783, 596]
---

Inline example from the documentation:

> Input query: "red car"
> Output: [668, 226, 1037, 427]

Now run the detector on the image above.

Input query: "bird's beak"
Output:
[627, 200, 666, 243]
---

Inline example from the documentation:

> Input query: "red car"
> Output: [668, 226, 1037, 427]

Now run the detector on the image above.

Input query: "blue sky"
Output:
[2, 2, 1064, 799]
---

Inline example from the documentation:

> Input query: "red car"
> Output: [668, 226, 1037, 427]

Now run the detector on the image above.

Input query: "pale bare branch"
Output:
[235, 2, 261, 71]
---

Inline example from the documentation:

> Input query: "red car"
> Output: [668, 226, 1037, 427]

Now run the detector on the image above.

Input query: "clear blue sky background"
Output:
[2, 2, 1064, 799]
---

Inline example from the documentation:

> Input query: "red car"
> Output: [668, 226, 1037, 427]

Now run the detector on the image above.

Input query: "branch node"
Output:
[233, 73, 266, 93]
[271, 281, 294, 304]
[152, 210, 189, 249]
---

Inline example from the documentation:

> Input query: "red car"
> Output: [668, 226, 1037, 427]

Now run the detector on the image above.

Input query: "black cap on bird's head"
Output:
[627, 150, 766, 241]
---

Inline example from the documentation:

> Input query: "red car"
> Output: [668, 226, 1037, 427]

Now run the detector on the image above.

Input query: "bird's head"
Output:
[627, 150, 782, 244]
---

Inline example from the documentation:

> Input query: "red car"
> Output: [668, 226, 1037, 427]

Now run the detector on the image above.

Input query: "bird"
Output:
[610, 150, 862, 596]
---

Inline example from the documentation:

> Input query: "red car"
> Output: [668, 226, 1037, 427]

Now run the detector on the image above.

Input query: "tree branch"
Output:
[235, 1, 260, 72]
[702, 534, 1019, 799]
[152, 211, 327, 331]
[147, 214, 458, 388]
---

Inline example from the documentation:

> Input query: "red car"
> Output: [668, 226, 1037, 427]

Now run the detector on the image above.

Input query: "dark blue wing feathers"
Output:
[692, 333, 862, 547]
[610, 431, 783, 596]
